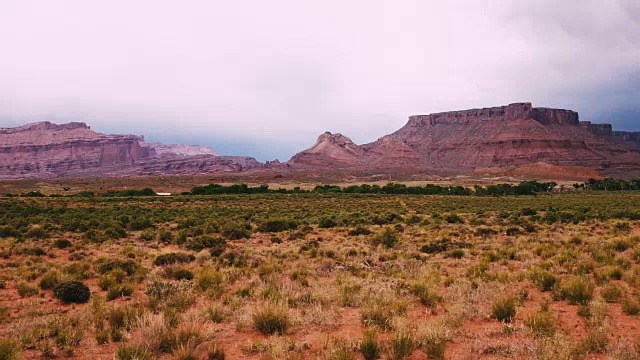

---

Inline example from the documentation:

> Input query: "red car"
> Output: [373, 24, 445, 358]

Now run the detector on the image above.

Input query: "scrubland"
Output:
[1, 192, 640, 359]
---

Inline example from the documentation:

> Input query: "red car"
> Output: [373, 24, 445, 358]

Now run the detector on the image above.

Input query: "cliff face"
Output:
[0, 121, 262, 178]
[289, 103, 640, 176]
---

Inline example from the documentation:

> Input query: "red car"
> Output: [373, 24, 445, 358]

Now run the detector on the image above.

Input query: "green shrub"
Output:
[252, 303, 290, 335]
[554, 277, 594, 305]
[184, 236, 226, 252]
[600, 284, 623, 303]
[389, 331, 416, 360]
[221, 222, 251, 240]
[106, 284, 134, 301]
[154, 252, 196, 266]
[258, 220, 298, 233]
[525, 311, 555, 337]
[371, 227, 398, 248]
[0, 338, 20, 360]
[318, 217, 338, 228]
[207, 343, 226, 360]
[580, 327, 608, 354]
[115, 344, 151, 360]
[0, 226, 20, 239]
[360, 329, 381, 360]
[38, 269, 62, 290]
[53, 281, 91, 303]
[16, 282, 39, 297]
[25, 226, 48, 239]
[97, 259, 139, 276]
[622, 297, 640, 315]
[349, 226, 372, 236]
[196, 269, 224, 294]
[443, 213, 464, 224]
[529, 268, 558, 292]
[492, 297, 517, 323]
[129, 218, 153, 231]
[411, 282, 440, 307]
[166, 267, 194, 281]
[53, 239, 73, 249]
[158, 230, 174, 243]
[105, 226, 127, 239]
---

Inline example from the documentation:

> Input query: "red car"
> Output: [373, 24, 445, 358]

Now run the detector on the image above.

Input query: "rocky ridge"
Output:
[289, 103, 640, 177]
[0, 121, 262, 178]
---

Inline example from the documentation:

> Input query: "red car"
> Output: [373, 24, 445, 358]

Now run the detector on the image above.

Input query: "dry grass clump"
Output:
[252, 302, 291, 335]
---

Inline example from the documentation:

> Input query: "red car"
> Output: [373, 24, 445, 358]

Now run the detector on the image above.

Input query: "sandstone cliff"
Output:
[288, 103, 640, 177]
[0, 121, 262, 178]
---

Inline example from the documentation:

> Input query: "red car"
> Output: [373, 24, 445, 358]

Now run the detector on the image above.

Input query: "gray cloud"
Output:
[1, 0, 639, 160]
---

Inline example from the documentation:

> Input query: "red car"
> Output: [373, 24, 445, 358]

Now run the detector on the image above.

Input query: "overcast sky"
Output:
[1, 0, 639, 161]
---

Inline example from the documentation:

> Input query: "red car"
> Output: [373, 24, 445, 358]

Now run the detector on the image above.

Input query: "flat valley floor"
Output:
[2, 192, 640, 359]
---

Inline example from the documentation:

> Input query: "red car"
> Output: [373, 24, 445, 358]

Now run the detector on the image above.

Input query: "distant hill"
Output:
[1, 103, 639, 179]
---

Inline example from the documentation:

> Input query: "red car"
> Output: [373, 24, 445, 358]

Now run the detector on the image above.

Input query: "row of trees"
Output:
[183, 181, 558, 196]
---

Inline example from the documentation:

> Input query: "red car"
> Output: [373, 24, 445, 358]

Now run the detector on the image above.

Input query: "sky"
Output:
[1, 0, 639, 161]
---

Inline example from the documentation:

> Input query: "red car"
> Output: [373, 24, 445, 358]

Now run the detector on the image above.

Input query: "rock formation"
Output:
[0, 121, 262, 178]
[289, 103, 640, 177]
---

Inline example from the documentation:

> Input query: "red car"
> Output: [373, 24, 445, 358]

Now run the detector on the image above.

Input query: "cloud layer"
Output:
[1, 0, 639, 160]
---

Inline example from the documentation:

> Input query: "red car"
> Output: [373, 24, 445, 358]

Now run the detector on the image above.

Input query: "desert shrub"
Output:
[492, 296, 517, 323]
[389, 330, 416, 360]
[446, 249, 465, 259]
[371, 227, 398, 248]
[64, 261, 92, 280]
[318, 217, 338, 228]
[107, 304, 143, 330]
[554, 277, 594, 305]
[360, 329, 381, 360]
[204, 305, 227, 323]
[361, 302, 405, 330]
[95, 329, 109, 345]
[580, 327, 609, 354]
[420, 238, 470, 254]
[258, 219, 298, 233]
[105, 226, 127, 239]
[252, 303, 290, 335]
[154, 252, 195, 266]
[622, 297, 640, 315]
[184, 236, 226, 252]
[196, 269, 224, 294]
[0, 306, 9, 323]
[614, 222, 632, 233]
[106, 284, 134, 301]
[207, 343, 226, 360]
[166, 267, 194, 281]
[529, 268, 559, 292]
[25, 226, 48, 239]
[411, 282, 440, 307]
[129, 218, 153, 231]
[97, 259, 139, 275]
[601, 284, 623, 303]
[53, 239, 72, 249]
[115, 344, 151, 360]
[0, 338, 20, 360]
[38, 269, 62, 290]
[419, 323, 449, 360]
[443, 213, 464, 224]
[349, 226, 372, 236]
[16, 282, 39, 297]
[221, 221, 251, 240]
[525, 311, 555, 337]
[157, 230, 173, 243]
[53, 281, 90, 303]
[0, 226, 20, 239]
[145, 279, 194, 310]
